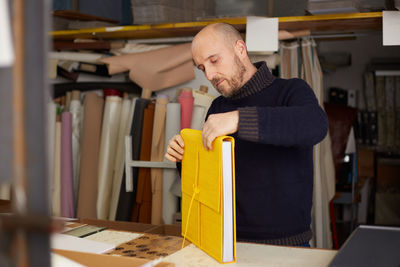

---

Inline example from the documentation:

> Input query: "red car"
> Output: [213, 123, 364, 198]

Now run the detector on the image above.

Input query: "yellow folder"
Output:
[180, 129, 236, 264]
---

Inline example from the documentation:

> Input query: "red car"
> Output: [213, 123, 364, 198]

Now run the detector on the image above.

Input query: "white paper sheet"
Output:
[51, 234, 115, 254]
[246, 16, 278, 53]
[383, 11, 400, 46]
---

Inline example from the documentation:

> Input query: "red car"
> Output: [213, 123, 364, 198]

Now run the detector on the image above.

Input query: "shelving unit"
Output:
[51, 12, 383, 41]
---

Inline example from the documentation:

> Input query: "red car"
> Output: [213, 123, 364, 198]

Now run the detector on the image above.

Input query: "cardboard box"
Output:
[54, 249, 174, 267]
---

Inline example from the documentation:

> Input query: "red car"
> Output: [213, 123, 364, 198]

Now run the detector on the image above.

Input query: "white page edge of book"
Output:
[222, 141, 234, 262]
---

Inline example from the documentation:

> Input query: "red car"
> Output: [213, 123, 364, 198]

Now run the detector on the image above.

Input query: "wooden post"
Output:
[12, 0, 29, 266]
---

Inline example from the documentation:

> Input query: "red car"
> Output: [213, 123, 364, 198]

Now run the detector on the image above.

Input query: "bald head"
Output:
[193, 23, 243, 50]
[191, 23, 256, 97]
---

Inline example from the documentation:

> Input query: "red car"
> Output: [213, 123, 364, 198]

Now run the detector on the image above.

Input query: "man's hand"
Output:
[202, 110, 238, 150]
[165, 134, 185, 162]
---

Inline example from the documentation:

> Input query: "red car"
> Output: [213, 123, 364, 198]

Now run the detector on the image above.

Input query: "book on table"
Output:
[180, 128, 236, 264]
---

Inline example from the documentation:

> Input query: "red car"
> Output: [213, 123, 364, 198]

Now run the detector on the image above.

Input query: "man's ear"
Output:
[234, 40, 247, 59]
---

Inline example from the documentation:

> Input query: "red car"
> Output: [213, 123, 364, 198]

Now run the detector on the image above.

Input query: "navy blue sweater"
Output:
[206, 62, 328, 245]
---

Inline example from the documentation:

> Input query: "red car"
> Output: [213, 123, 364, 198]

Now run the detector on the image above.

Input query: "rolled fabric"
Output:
[97, 96, 122, 220]
[77, 93, 104, 219]
[108, 96, 133, 220]
[124, 98, 149, 192]
[192, 88, 215, 123]
[49, 51, 104, 64]
[162, 103, 181, 224]
[61, 112, 74, 218]
[116, 98, 150, 221]
[69, 90, 82, 208]
[150, 95, 169, 225]
[111, 43, 170, 55]
[65, 91, 71, 110]
[52, 115, 62, 216]
[190, 105, 206, 130]
[104, 88, 123, 98]
[178, 89, 194, 130]
[47, 101, 57, 207]
[132, 103, 155, 223]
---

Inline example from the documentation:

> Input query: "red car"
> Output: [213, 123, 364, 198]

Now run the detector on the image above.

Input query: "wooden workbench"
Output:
[59, 219, 337, 266]
[163, 242, 337, 266]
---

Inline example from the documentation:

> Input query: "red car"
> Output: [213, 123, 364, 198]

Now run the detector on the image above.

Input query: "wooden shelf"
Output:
[279, 12, 382, 32]
[51, 12, 382, 41]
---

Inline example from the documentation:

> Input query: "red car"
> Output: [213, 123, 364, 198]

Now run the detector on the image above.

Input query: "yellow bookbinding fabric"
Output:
[180, 129, 236, 264]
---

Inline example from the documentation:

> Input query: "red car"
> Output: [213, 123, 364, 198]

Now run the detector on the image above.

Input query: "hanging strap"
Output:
[181, 184, 200, 249]
[181, 149, 200, 249]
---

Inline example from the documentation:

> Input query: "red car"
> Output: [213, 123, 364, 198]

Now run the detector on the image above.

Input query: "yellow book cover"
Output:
[180, 128, 236, 263]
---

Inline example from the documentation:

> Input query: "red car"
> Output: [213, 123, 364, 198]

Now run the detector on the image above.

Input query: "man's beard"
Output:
[212, 55, 246, 98]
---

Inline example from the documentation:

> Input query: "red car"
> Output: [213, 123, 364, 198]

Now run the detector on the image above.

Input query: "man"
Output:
[165, 23, 328, 246]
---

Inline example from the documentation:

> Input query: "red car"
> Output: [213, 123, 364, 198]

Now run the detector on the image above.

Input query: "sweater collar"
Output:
[229, 61, 276, 100]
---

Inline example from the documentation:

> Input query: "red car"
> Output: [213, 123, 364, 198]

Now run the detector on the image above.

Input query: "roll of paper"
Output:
[162, 103, 180, 224]
[65, 91, 71, 110]
[116, 98, 150, 221]
[124, 98, 149, 192]
[77, 93, 104, 219]
[190, 105, 206, 130]
[47, 101, 57, 206]
[150, 95, 169, 225]
[97, 96, 122, 220]
[52, 118, 61, 216]
[192, 89, 214, 124]
[108, 96, 137, 219]
[49, 51, 104, 64]
[192, 89, 214, 109]
[178, 89, 194, 130]
[108, 96, 132, 220]
[69, 91, 82, 208]
[61, 112, 74, 218]
[132, 103, 155, 223]
[104, 88, 123, 98]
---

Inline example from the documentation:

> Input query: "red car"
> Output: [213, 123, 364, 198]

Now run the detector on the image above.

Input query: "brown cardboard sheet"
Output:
[100, 43, 195, 91]
[107, 233, 189, 260]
